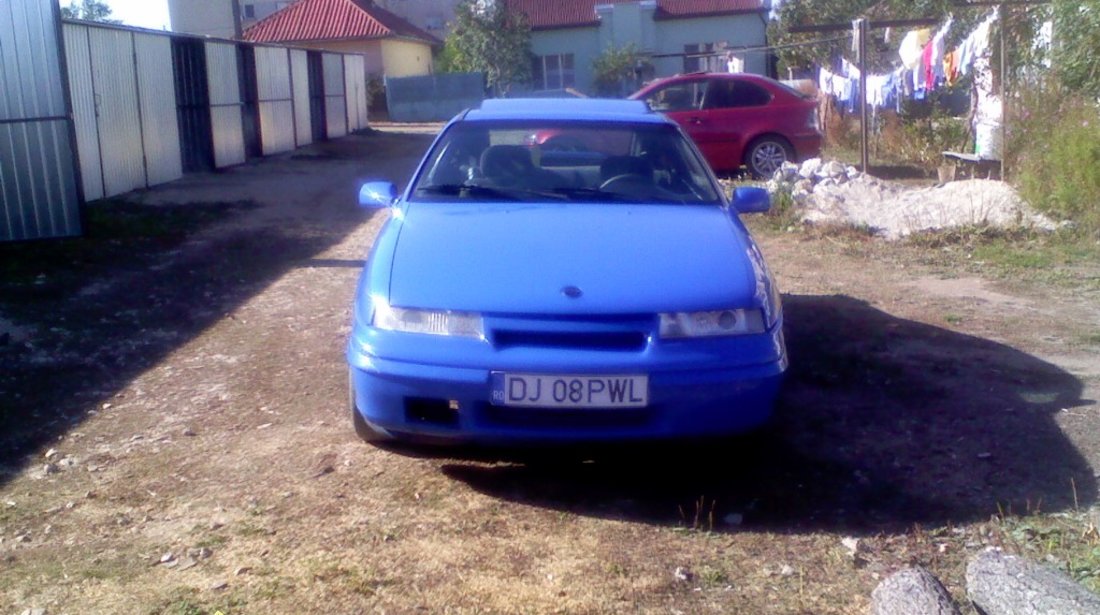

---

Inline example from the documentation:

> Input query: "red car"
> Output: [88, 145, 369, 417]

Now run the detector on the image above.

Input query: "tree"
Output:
[1052, 0, 1100, 98]
[60, 0, 122, 23]
[440, 0, 532, 95]
[592, 44, 646, 97]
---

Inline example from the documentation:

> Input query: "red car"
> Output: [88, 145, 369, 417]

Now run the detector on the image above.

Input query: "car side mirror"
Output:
[732, 186, 771, 214]
[358, 181, 398, 209]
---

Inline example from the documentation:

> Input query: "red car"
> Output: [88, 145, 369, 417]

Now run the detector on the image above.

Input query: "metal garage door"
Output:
[254, 46, 295, 155]
[322, 52, 346, 139]
[205, 41, 246, 168]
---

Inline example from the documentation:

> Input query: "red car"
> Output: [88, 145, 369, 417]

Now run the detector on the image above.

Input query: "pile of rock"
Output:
[760, 157, 1059, 240]
[872, 549, 1100, 615]
[766, 158, 865, 202]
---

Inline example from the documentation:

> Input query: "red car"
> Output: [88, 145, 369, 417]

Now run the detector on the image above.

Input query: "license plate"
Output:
[490, 373, 648, 408]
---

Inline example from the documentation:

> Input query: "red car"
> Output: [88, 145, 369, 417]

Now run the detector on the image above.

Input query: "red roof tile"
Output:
[505, 0, 764, 31]
[243, 0, 441, 45]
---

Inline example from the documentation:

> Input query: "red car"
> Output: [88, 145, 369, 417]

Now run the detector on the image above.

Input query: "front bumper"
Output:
[347, 324, 786, 446]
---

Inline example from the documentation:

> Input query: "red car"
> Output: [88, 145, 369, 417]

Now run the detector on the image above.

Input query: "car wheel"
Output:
[349, 368, 388, 443]
[745, 136, 794, 179]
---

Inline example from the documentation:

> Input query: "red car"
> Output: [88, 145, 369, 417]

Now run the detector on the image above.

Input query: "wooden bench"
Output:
[941, 151, 1001, 181]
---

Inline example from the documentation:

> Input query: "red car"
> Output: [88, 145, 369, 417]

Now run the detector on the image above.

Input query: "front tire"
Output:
[745, 136, 794, 179]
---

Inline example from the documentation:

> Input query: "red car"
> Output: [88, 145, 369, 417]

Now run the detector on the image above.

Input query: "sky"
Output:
[60, 0, 172, 30]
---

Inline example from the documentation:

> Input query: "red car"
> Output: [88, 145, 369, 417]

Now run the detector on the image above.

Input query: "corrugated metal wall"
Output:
[63, 23, 183, 201]
[343, 54, 367, 132]
[5, 12, 369, 241]
[1, 0, 81, 241]
[63, 23, 103, 201]
[205, 41, 246, 168]
[290, 49, 311, 147]
[254, 46, 295, 155]
[134, 33, 183, 186]
[89, 27, 145, 197]
[322, 53, 347, 139]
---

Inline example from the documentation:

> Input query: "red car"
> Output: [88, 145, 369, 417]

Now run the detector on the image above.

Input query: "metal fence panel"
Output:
[0, 121, 82, 241]
[134, 32, 183, 186]
[62, 22, 103, 201]
[1, 0, 67, 120]
[322, 53, 346, 138]
[204, 41, 246, 167]
[89, 26, 145, 197]
[290, 49, 311, 146]
[0, 5, 79, 239]
[1, 0, 81, 241]
[254, 46, 294, 154]
[385, 72, 486, 123]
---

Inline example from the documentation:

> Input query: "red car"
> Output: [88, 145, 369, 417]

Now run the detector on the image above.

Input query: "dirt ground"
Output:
[1, 128, 1098, 614]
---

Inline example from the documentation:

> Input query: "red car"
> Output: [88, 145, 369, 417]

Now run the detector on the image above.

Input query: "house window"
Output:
[684, 43, 722, 73]
[242, 3, 255, 19]
[532, 53, 575, 90]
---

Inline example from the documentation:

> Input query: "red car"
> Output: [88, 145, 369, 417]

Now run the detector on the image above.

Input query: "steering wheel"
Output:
[599, 174, 651, 193]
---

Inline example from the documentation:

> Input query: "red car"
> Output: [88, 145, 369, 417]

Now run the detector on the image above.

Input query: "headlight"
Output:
[659, 309, 765, 338]
[372, 299, 484, 338]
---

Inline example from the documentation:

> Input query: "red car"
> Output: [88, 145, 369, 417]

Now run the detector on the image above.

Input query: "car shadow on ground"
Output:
[0, 131, 437, 486]
[440, 294, 1095, 533]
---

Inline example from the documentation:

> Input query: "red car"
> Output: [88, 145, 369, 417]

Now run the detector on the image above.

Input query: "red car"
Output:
[629, 73, 823, 178]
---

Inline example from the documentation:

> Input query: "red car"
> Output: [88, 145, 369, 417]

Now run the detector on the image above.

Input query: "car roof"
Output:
[464, 98, 667, 124]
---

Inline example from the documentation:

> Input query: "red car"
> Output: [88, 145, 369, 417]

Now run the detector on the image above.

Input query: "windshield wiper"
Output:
[549, 187, 634, 202]
[551, 186, 692, 204]
[416, 184, 518, 200]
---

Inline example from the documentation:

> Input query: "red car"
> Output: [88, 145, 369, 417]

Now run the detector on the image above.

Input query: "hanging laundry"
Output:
[958, 11, 997, 75]
[818, 67, 834, 95]
[928, 17, 952, 90]
[841, 58, 861, 80]
[917, 40, 932, 92]
[898, 28, 931, 70]
[944, 50, 960, 87]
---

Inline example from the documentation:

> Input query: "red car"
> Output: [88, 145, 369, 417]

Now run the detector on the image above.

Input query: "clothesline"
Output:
[817, 9, 999, 113]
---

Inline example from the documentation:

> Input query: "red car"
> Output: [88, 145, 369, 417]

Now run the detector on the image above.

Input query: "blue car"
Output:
[347, 98, 786, 447]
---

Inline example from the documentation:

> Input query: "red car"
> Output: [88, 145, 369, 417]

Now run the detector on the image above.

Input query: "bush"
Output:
[1012, 81, 1100, 237]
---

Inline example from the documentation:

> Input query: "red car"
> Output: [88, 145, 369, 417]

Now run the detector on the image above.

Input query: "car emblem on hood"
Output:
[561, 285, 583, 298]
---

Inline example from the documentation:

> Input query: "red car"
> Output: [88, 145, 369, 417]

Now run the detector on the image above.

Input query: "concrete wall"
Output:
[529, 6, 768, 94]
[292, 38, 431, 78]
[529, 26, 600, 92]
[381, 38, 433, 77]
[651, 14, 768, 77]
[385, 72, 484, 122]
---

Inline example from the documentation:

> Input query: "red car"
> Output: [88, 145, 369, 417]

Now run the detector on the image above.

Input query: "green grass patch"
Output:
[903, 226, 1099, 288]
[993, 510, 1100, 593]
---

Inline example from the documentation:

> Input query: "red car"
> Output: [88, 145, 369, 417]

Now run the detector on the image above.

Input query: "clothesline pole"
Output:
[858, 18, 869, 173]
[999, 3, 1007, 179]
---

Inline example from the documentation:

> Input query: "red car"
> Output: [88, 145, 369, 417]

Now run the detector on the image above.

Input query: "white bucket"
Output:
[975, 122, 1003, 160]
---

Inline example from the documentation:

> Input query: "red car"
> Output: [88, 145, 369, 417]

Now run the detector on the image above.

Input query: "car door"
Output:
[697, 78, 775, 172]
[639, 79, 719, 163]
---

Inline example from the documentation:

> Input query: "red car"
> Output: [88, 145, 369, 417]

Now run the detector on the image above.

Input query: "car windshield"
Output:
[410, 120, 721, 205]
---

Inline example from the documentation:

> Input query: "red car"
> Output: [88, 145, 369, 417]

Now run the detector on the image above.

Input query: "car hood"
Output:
[386, 201, 762, 315]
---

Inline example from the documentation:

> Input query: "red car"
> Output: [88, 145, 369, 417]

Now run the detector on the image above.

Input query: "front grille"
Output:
[492, 330, 647, 351]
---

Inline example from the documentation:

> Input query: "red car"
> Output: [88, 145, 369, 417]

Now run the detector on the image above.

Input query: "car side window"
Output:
[733, 81, 771, 107]
[704, 79, 772, 109]
[647, 82, 707, 112]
